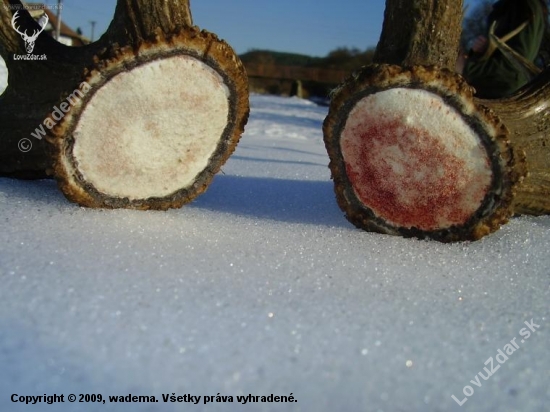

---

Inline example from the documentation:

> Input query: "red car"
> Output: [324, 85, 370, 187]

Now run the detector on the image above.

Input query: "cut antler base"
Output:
[0, 0, 249, 210]
[48, 29, 248, 209]
[323, 0, 549, 242]
[324, 65, 524, 242]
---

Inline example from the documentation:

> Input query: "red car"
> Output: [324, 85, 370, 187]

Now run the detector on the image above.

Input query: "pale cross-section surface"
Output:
[73, 55, 230, 199]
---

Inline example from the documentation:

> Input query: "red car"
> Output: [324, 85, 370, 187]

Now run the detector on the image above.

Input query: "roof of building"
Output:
[25, 2, 90, 46]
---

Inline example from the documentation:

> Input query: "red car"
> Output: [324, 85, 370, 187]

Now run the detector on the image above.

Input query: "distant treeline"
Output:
[240, 47, 375, 72]
[239, 47, 376, 97]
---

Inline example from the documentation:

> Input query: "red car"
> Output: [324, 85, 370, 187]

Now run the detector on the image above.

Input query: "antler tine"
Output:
[38, 13, 49, 30]
[11, 11, 27, 37]
[29, 13, 49, 40]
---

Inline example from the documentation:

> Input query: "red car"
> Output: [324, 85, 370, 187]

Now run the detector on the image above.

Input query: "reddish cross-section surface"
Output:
[340, 89, 492, 231]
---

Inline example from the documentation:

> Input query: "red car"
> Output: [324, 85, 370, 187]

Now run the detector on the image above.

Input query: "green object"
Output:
[463, 0, 546, 99]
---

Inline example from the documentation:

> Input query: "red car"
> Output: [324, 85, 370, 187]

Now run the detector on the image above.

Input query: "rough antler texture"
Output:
[480, 71, 550, 216]
[324, 0, 548, 241]
[373, 0, 463, 70]
[375, 0, 550, 218]
[0, 0, 249, 209]
[324, 64, 524, 242]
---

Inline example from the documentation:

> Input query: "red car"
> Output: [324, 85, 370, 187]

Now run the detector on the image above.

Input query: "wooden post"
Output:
[290, 80, 303, 98]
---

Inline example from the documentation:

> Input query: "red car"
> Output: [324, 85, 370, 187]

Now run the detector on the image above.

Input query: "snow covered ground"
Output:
[0, 92, 549, 412]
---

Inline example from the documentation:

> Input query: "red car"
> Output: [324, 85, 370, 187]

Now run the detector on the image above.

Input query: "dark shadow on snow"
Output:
[0, 178, 70, 208]
[0, 176, 351, 229]
[190, 175, 351, 228]
[241, 144, 328, 158]
[231, 155, 326, 168]
[251, 110, 323, 130]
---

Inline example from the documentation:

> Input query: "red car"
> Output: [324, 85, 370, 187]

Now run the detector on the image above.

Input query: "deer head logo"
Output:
[11, 11, 49, 54]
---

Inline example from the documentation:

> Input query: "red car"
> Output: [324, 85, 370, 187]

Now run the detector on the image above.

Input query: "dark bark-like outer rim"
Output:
[323, 64, 527, 242]
[46, 26, 249, 210]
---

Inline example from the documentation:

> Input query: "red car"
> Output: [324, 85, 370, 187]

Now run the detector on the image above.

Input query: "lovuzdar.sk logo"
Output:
[11, 10, 48, 60]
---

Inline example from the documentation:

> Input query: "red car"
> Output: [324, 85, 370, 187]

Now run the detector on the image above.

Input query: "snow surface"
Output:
[0, 93, 549, 412]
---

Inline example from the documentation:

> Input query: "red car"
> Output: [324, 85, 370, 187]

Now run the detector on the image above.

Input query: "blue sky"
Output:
[43, 0, 482, 57]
